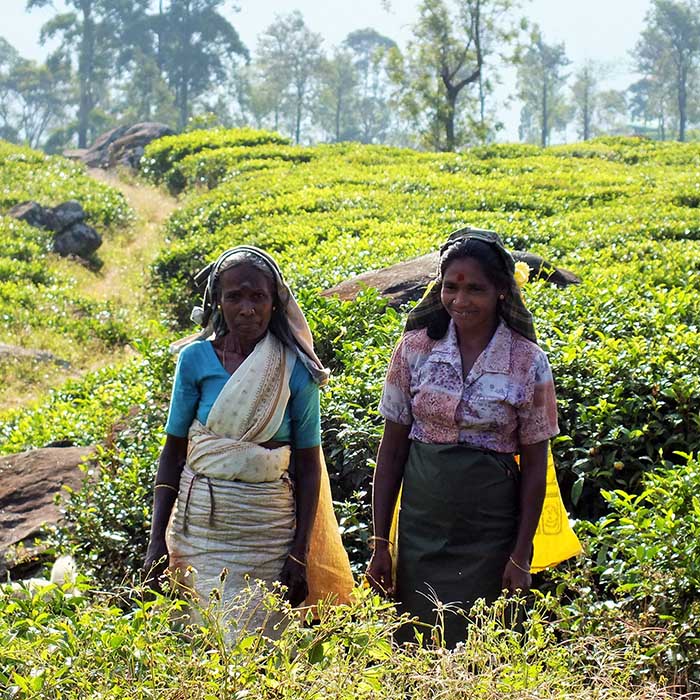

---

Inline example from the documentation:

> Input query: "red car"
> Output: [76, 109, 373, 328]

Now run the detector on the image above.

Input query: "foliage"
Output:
[517, 26, 572, 146]
[139, 127, 290, 191]
[633, 0, 700, 142]
[6, 128, 700, 690]
[0, 583, 680, 698]
[156, 0, 248, 129]
[254, 11, 324, 145]
[143, 128, 700, 522]
[387, 0, 524, 150]
[553, 454, 700, 687]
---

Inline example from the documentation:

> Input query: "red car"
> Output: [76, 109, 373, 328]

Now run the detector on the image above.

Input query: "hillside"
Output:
[2, 131, 700, 696]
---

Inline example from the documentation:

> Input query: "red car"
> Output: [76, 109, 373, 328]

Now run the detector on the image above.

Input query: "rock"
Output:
[79, 125, 130, 168]
[53, 222, 102, 258]
[0, 446, 94, 579]
[8, 201, 52, 229]
[7, 199, 101, 260]
[323, 250, 581, 307]
[51, 200, 86, 232]
[78, 122, 175, 170]
[0, 343, 70, 368]
[107, 122, 175, 169]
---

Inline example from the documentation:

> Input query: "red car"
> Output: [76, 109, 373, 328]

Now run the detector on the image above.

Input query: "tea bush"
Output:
[144, 130, 700, 518]
[0, 141, 143, 406]
[553, 453, 700, 687]
[139, 127, 291, 191]
[4, 128, 700, 691]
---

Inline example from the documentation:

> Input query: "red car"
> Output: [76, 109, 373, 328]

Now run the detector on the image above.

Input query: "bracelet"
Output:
[368, 536, 393, 548]
[287, 553, 306, 567]
[155, 483, 178, 493]
[509, 556, 531, 574]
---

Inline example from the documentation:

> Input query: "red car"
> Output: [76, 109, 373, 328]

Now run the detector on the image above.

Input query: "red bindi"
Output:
[456, 273, 465, 282]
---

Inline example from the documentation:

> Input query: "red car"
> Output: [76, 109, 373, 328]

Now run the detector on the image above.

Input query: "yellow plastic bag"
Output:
[531, 446, 581, 572]
[305, 450, 355, 606]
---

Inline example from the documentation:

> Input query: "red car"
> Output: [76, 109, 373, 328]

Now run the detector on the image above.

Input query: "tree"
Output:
[26, 0, 136, 147]
[157, 0, 248, 130]
[516, 27, 571, 146]
[628, 77, 671, 139]
[570, 62, 598, 141]
[343, 28, 396, 143]
[634, 0, 700, 141]
[388, 0, 522, 151]
[569, 62, 627, 139]
[256, 12, 323, 144]
[316, 49, 359, 142]
[0, 38, 72, 148]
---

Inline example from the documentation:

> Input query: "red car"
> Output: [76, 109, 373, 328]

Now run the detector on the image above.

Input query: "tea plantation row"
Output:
[2, 131, 700, 689]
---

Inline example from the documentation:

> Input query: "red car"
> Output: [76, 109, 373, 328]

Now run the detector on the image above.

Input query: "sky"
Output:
[4, 0, 652, 141]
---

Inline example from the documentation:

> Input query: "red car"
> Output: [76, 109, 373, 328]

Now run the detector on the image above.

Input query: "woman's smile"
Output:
[440, 257, 502, 331]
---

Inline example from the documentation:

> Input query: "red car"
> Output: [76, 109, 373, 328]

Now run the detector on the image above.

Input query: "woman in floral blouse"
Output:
[366, 227, 559, 647]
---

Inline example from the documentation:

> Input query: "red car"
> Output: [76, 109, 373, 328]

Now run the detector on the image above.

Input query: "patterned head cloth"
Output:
[172, 245, 329, 385]
[404, 226, 538, 343]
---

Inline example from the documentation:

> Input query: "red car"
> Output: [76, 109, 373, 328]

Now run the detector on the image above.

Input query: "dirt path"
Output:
[81, 169, 178, 308]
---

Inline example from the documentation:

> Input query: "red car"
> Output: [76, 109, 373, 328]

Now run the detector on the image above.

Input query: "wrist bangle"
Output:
[288, 553, 306, 567]
[369, 536, 393, 549]
[155, 483, 178, 493]
[509, 556, 531, 574]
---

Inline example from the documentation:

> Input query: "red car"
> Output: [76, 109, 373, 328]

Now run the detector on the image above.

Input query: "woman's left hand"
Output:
[501, 558, 532, 594]
[280, 555, 309, 607]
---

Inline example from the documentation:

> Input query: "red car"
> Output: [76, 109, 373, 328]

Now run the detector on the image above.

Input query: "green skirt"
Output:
[395, 441, 519, 647]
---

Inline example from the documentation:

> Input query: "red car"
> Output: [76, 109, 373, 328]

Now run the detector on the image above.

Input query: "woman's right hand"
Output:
[143, 538, 169, 592]
[366, 547, 394, 597]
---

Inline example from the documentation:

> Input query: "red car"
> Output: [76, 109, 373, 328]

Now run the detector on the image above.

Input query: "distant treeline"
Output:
[2, 0, 699, 152]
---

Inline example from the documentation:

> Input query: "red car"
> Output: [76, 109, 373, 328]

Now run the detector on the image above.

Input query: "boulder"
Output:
[76, 122, 175, 170]
[79, 125, 130, 168]
[53, 221, 102, 258]
[106, 122, 175, 169]
[51, 200, 86, 232]
[0, 343, 70, 368]
[0, 446, 94, 579]
[323, 250, 581, 307]
[8, 201, 53, 229]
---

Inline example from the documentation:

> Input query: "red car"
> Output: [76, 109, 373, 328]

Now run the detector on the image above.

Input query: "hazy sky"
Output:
[5, 0, 651, 140]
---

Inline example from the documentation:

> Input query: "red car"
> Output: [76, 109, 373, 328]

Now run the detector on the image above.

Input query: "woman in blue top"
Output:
[144, 247, 352, 632]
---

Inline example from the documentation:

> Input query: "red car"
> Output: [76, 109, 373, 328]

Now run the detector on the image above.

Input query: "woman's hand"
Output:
[501, 557, 532, 594]
[143, 538, 169, 592]
[280, 555, 309, 607]
[366, 547, 394, 597]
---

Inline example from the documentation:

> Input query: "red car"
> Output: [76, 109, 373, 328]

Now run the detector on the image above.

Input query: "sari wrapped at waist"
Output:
[186, 419, 291, 483]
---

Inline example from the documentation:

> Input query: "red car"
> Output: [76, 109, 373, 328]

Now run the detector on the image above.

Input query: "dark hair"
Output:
[426, 238, 513, 340]
[210, 251, 293, 342]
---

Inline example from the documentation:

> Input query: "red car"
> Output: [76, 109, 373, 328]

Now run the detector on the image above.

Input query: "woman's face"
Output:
[440, 257, 502, 333]
[218, 263, 275, 344]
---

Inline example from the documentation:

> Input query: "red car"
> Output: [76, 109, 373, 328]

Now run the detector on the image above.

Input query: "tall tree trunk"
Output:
[335, 89, 342, 142]
[178, 1, 191, 130]
[541, 72, 548, 147]
[295, 83, 302, 144]
[445, 88, 457, 152]
[157, 0, 165, 72]
[678, 62, 687, 142]
[78, 0, 95, 148]
[583, 85, 590, 141]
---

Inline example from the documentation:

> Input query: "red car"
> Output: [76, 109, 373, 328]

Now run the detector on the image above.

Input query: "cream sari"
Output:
[166, 332, 353, 635]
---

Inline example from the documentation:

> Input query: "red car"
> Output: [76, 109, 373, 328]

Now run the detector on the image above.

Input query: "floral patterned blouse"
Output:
[379, 320, 559, 453]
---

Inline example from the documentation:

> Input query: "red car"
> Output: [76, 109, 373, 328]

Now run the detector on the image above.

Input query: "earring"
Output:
[499, 294, 505, 300]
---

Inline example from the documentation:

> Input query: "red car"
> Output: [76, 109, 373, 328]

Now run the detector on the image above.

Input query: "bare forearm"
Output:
[372, 421, 411, 539]
[512, 441, 548, 565]
[148, 435, 187, 543]
[291, 448, 321, 558]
